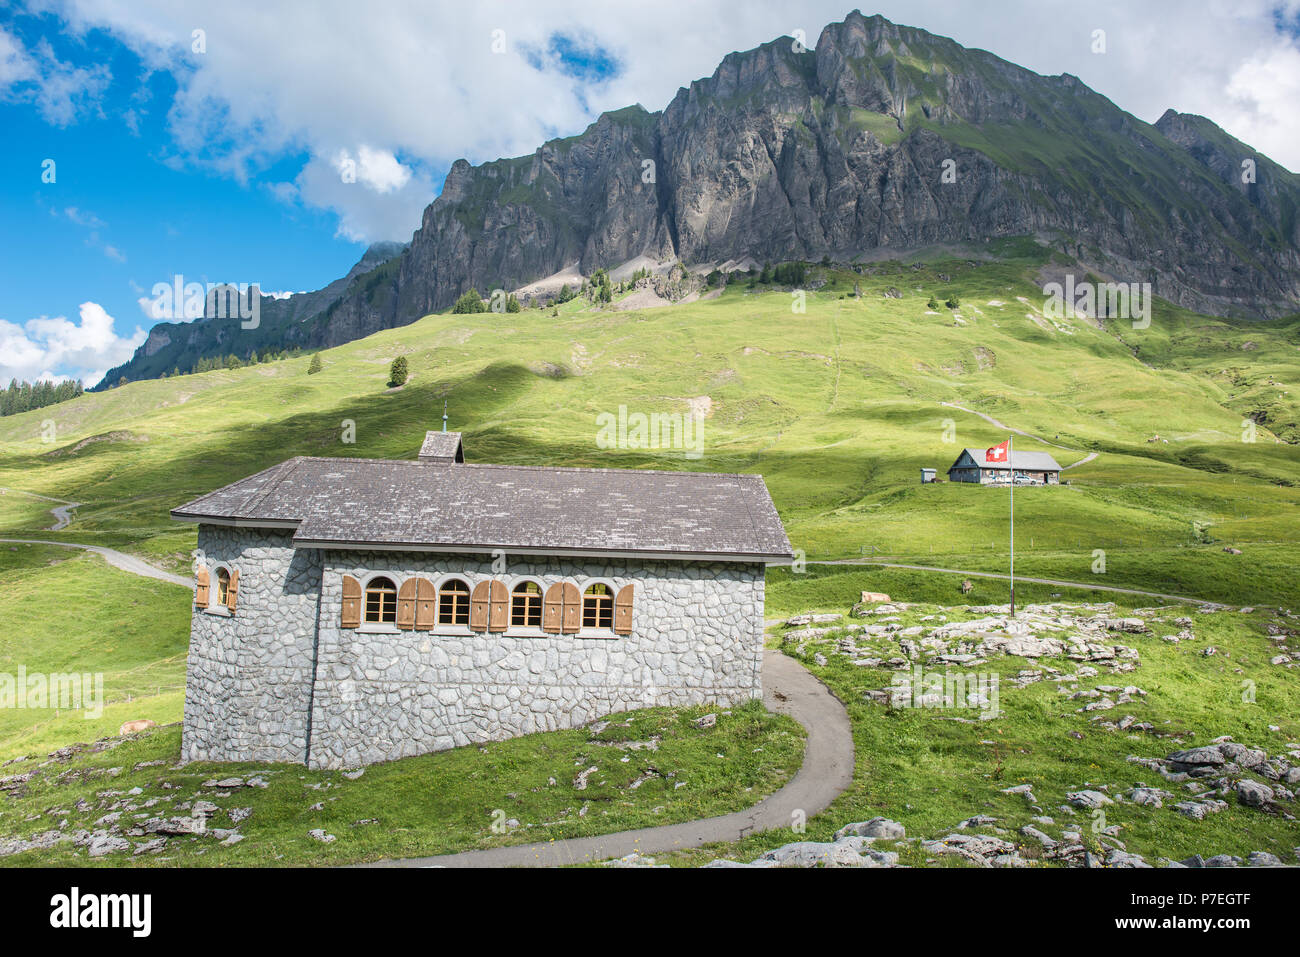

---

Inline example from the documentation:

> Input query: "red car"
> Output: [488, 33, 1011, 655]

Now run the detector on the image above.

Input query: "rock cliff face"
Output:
[110, 10, 1300, 385]
[324, 10, 1300, 338]
[96, 241, 406, 388]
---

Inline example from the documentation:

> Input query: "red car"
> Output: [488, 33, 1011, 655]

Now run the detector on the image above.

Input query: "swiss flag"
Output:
[986, 439, 1009, 463]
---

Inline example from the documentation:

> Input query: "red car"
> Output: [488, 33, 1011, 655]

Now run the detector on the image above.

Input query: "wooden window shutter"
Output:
[194, 566, 210, 607]
[542, 583, 564, 633]
[469, 581, 491, 631]
[561, 582, 581, 634]
[614, 583, 634, 635]
[341, 574, 362, 629]
[415, 578, 436, 630]
[488, 580, 509, 632]
[396, 578, 418, 630]
[225, 569, 240, 613]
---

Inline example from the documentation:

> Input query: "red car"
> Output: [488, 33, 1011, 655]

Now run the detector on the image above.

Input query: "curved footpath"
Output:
[363, 649, 855, 868]
[0, 537, 192, 588]
[811, 559, 1215, 605]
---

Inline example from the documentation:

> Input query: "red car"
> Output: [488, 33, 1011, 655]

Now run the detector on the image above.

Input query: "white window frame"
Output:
[358, 571, 401, 632]
[202, 562, 233, 617]
[577, 578, 619, 638]
[429, 573, 475, 637]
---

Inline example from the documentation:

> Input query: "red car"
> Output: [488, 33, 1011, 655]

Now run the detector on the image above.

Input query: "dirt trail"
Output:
[0, 486, 81, 530]
[361, 650, 854, 868]
[939, 402, 1098, 467]
[809, 559, 1216, 605]
[0, 538, 191, 589]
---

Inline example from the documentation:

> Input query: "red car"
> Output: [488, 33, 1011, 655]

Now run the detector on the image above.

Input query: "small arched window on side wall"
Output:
[364, 576, 398, 624]
[439, 579, 470, 626]
[215, 568, 231, 607]
[512, 581, 543, 628]
[582, 583, 614, 631]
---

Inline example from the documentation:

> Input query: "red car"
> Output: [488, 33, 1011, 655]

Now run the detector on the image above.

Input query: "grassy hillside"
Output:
[0, 701, 801, 866]
[0, 544, 189, 759]
[657, 592, 1300, 868]
[0, 239, 1297, 865]
[0, 240, 1296, 605]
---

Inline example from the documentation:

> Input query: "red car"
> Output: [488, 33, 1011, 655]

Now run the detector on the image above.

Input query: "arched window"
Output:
[583, 583, 614, 630]
[215, 568, 231, 607]
[511, 581, 543, 627]
[439, 579, 470, 626]
[364, 576, 397, 624]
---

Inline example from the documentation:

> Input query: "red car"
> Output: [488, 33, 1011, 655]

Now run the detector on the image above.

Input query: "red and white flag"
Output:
[986, 439, 1009, 463]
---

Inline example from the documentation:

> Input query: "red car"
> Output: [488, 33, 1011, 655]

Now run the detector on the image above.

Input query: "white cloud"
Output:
[294, 151, 434, 242]
[30, 0, 1300, 253]
[0, 302, 146, 388]
[63, 206, 106, 229]
[0, 26, 110, 125]
[1225, 42, 1300, 161]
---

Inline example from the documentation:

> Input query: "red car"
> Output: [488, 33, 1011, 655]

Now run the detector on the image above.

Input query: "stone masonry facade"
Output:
[182, 525, 766, 769]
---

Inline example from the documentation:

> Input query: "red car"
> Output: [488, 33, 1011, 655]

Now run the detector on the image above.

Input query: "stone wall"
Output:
[181, 527, 766, 770]
[181, 526, 322, 764]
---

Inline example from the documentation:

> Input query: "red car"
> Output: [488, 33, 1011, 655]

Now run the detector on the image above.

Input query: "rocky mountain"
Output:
[109, 10, 1300, 386]
[321, 10, 1300, 341]
[96, 241, 406, 387]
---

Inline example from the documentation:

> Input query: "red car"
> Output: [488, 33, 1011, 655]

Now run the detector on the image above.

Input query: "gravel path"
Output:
[940, 401, 1098, 464]
[0, 538, 191, 589]
[0, 486, 81, 530]
[810, 559, 1213, 605]
[360, 649, 855, 868]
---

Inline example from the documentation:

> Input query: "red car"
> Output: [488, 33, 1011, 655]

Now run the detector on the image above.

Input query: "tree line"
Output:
[1, 378, 84, 417]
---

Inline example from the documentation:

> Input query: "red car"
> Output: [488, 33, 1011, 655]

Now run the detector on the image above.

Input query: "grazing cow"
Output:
[960, 580, 974, 595]
[119, 719, 157, 735]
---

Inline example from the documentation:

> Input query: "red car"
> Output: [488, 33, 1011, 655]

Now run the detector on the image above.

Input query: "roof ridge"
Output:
[288, 455, 762, 480]
[235, 456, 304, 517]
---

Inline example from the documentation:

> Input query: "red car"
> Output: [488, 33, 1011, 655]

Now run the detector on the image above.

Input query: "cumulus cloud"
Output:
[292, 149, 434, 242]
[0, 302, 146, 387]
[27, 0, 1300, 250]
[0, 25, 110, 125]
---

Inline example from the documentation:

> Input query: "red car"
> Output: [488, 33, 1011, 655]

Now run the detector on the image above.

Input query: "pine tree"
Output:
[388, 356, 409, 388]
[307, 354, 323, 375]
[452, 288, 487, 313]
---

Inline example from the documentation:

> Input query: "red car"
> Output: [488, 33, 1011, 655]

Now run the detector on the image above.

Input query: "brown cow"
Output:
[119, 719, 157, 735]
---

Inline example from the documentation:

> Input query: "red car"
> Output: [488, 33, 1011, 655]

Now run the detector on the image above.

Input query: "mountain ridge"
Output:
[103, 9, 1300, 387]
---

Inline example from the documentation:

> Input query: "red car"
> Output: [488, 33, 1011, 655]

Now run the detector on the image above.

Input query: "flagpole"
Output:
[1009, 435, 1015, 618]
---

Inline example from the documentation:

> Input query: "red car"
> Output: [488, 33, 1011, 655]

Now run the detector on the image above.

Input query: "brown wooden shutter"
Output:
[542, 583, 564, 633]
[488, 580, 509, 632]
[225, 568, 240, 613]
[194, 566, 210, 607]
[561, 581, 581, 634]
[415, 578, 436, 630]
[469, 581, 491, 631]
[614, 583, 634, 635]
[341, 574, 362, 629]
[396, 578, 418, 630]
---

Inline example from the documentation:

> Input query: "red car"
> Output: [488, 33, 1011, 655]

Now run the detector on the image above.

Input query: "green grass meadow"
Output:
[1, 240, 1297, 863]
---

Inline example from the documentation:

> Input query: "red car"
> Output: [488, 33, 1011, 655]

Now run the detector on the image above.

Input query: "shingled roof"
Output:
[953, 448, 1063, 471]
[172, 434, 792, 562]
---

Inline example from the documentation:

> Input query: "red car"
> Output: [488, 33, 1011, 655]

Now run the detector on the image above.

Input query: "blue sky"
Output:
[3, 0, 1299, 386]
